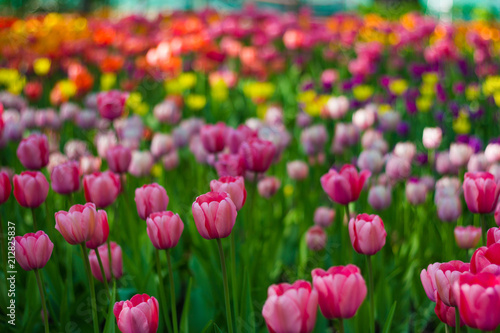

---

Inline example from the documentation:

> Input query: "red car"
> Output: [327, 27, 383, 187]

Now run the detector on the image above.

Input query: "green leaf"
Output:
[103, 280, 117, 333]
[382, 301, 397, 333]
[180, 277, 193, 333]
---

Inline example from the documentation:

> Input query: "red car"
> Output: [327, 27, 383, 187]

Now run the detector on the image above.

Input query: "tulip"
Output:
[192, 191, 237, 240]
[150, 133, 174, 159]
[485, 142, 500, 163]
[55, 203, 97, 245]
[450, 143, 473, 167]
[305, 226, 327, 251]
[423, 127, 442, 150]
[114, 294, 159, 333]
[13, 231, 53, 271]
[385, 156, 411, 180]
[215, 153, 246, 177]
[357, 150, 384, 174]
[97, 90, 128, 120]
[394, 142, 416, 162]
[487, 227, 500, 246]
[13, 171, 49, 208]
[146, 211, 184, 249]
[226, 125, 255, 154]
[470, 244, 500, 274]
[300, 125, 328, 155]
[95, 132, 117, 158]
[86, 210, 109, 249]
[286, 160, 309, 180]
[421, 262, 442, 302]
[239, 138, 276, 173]
[313, 207, 335, 228]
[495, 202, 500, 226]
[83, 171, 121, 208]
[435, 261, 470, 307]
[436, 196, 462, 222]
[106, 145, 132, 174]
[435, 292, 463, 328]
[257, 176, 281, 198]
[89, 242, 123, 283]
[16, 133, 49, 170]
[312, 265, 367, 319]
[452, 272, 500, 331]
[463, 172, 500, 214]
[80, 155, 102, 175]
[128, 151, 154, 177]
[405, 179, 428, 205]
[135, 183, 169, 220]
[467, 153, 490, 173]
[210, 176, 246, 211]
[454, 226, 481, 249]
[321, 165, 371, 205]
[50, 161, 80, 195]
[262, 280, 318, 333]
[368, 185, 392, 210]
[0, 171, 11, 204]
[348, 213, 386, 256]
[200, 122, 226, 153]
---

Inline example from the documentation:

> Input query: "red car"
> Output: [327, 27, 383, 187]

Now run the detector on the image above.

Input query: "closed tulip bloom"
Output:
[312, 265, 367, 319]
[321, 165, 371, 205]
[257, 176, 281, 198]
[13, 231, 53, 271]
[487, 227, 500, 246]
[128, 151, 154, 177]
[313, 207, 335, 227]
[106, 145, 132, 174]
[192, 191, 237, 240]
[437, 196, 462, 222]
[83, 171, 121, 208]
[485, 143, 500, 163]
[200, 122, 226, 153]
[50, 161, 80, 194]
[357, 150, 384, 174]
[368, 185, 392, 210]
[80, 155, 102, 175]
[423, 127, 442, 150]
[450, 143, 473, 167]
[150, 133, 174, 159]
[306, 226, 327, 251]
[435, 260, 470, 307]
[226, 125, 256, 154]
[452, 272, 500, 331]
[385, 156, 411, 180]
[114, 294, 159, 333]
[215, 153, 246, 177]
[135, 183, 169, 220]
[86, 210, 109, 249]
[463, 172, 500, 214]
[467, 153, 490, 173]
[394, 142, 417, 162]
[262, 280, 318, 333]
[13, 171, 49, 208]
[349, 214, 386, 255]
[0, 171, 11, 204]
[495, 202, 500, 226]
[97, 90, 128, 120]
[146, 211, 184, 249]
[55, 203, 97, 245]
[286, 160, 309, 181]
[210, 176, 246, 211]
[421, 262, 441, 302]
[16, 133, 49, 170]
[89, 242, 123, 282]
[470, 244, 500, 274]
[454, 226, 482, 249]
[405, 179, 428, 205]
[239, 138, 276, 173]
[435, 292, 463, 328]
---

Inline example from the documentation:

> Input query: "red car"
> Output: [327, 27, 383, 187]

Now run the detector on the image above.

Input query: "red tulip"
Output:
[50, 161, 80, 195]
[89, 242, 123, 282]
[86, 210, 109, 249]
[97, 90, 128, 120]
[114, 294, 159, 333]
[321, 165, 371, 205]
[135, 183, 169, 220]
[55, 203, 97, 245]
[348, 214, 386, 255]
[435, 260, 470, 307]
[470, 244, 500, 274]
[13, 171, 49, 208]
[0, 171, 11, 204]
[13, 231, 53, 271]
[463, 172, 500, 214]
[200, 122, 226, 153]
[210, 176, 246, 211]
[16, 133, 49, 170]
[191, 191, 237, 240]
[83, 171, 121, 208]
[239, 138, 276, 173]
[146, 211, 184, 249]
[106, 145, 132, 174]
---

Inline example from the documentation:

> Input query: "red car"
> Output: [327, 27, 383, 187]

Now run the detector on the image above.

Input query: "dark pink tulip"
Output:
[454, 226, 481, 249]
[13, 171, 49, 208]
[495, 202, 500, 226]
[191, 191, 237, 240]
[239, 138, 276, 173]
[13, 231, 53, 271]
[50, 161, 80, 195]
[463, 172, 500, 214]
[135, 183, 169, 220]
[348, 214, 386, 255]
[200, 122, 226, 153]
[86, 210, 109, 249]
[106, 145, 132, 174]
[306, 226, 327, 251]
[226, 125, 255, 154]
[0, 171, 11, 204]
[89, 242, 123, 282]
[114, 294, 159, 333]
[421, 262, 441, 302]
[435, 260, 470, 307]
[321, 165, 371, 205]
[435, 292, 463, 328]
[487, 227, 500, 246]
[262, 280, 318, 333]
[470, 244, 500, 274]
[55, 203, 97, 245]
[146, 211, 184, 249]
[16, 133, 49, 170]
[210, 176, 246, 211]
[97, 90, 128, 120]
[215, 153, 246, 177]
[83, 171, 121, 208]
[452, 272, 500, 331]
[312, 265, 367, 319]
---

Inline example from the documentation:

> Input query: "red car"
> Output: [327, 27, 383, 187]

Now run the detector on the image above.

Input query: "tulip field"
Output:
[3, 5, 500, 333]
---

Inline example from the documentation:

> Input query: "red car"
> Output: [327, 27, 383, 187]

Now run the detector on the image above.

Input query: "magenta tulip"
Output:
[470, 244, 500, 274]
[83, 171, 121, 208]
[97, 90, 128, 120]
[89, 242, 123, 282]
[321, 165, 371, 205]
[435, 292, 463, 328]
[16, 133, 49, 170]
[191, 191, 237, 240]
[487, 227, 500, 246]
[135, 183, 169, 220]
[50, 161, 80, 195]
[200, 122, 226, 153]
[86, 210, 109, 249]
[210, 176, 246, 211]
[13, 231, 53, 271]
[348, 214, 386, 255]
[0, 171, 11, 204]
[106, 145, 132, 174]
[146, 211, 184, 249]
[463, 172, 500, 214]
[13, 171, 49, 208]
[55, 203, 97, 245]
[239, 138, 276, 173]
[435, 260, 470, 307]
[114, 294, 159, 333]
[214, 153, 246, 177]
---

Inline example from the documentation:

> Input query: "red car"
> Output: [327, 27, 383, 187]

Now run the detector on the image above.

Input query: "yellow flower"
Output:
[257, 104, 268, 119]
[482, 76, 500, 96]
[186, 94, 206, 110]
[494, 92, 500, 107]
[243, 82, 275, 100]
[297, 90, 316, 104]
[453, 112, 470, 134]
[151, 163, 163, 178]
[178, 72, 197, 90]
[8, 77, 25, 95]
[33, 58, 51, 76]
[126, 92, 149, 116]
[378, 104, 392, 115]
[352, 85, 373, 101]
[101, 73, 116, 91]
[389, 79, 408, 96]
[422, 72, 438, 85]
[284, 184, 294, 197]
[0, 68, 21, 85]
[164, 79, 182, 95]
[466, 85, 480, 101]
[420, 83, 435, 97]
[211, 80, 228, 102]
[59, 80, 77, 98]
[416, 97, 433, 113]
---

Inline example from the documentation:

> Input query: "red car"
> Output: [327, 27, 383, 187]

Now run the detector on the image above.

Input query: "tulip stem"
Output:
[367, 255, 375, 333]
[80, 243, 99, 333]
[445, 324, 450, 333]
[155, 249, 172, 333]
[339, 318, 345, 333]
[455, 307, 459, 333]
[167, 249, 179, 333]
[229, 233, 239, 329]
[480, 214, 487, 246]
[106, 238, 115, 282]
[35, 269, 49, 333]
[95, 249, 111, 301]
[31, 208, 38, 230]
[217, 238, 234, 333]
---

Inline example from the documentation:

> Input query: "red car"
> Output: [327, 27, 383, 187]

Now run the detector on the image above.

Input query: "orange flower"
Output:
[100, 54, 124, 73]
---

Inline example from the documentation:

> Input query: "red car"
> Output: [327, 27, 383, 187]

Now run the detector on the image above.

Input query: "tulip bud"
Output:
[321, 165, 370, 205]
[463, 172, 500, 214]
[239, 138, 276, 173]
[55, 203, 97, 245]
[200, 122, 226, 153]
[97, 90, 128, 120]
[13, 231, 53, 271]
[135, 183, 169, 220]
[16, 133, 49, 170]
[128, 151, 154, 177]
[151, 133, 174, 159]
[106, 145, 132, 174]
[86, 210, 109, 249]
[215, 153, 246, 177]
[83, 171, 121, 208]
[306, 226, 327, 251]
[192, 191, 237, 240]
[348, 214, 386, 255]
[210, 176, 246, 211]
[114, 294, 159, 333]
[13, 171, 49, 208]
[423, 127, 442, 150]
[313, 207, 335, 228]
[257, 176, 281, 198]
[0, 171, 12, 204]
[368, 185, 391, 210]
[454, 226, 481, 249]
[89, 242, 123, 282]
[50, 161, 80, 195]
[405, 179, 428, 205]
[385, 156, 411, 180]
[146, 211, 184, 249]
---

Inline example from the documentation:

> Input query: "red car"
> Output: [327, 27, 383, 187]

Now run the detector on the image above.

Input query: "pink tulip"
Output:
[321, 165, 371, 205]
[368, 185, 392, 210]
[257, 176, 281, 198]
[487, 227, 500, 246]
[55, 203, 97, 245]
[146, 211, 184, 249]
[313, 207, 335, 228]
[83, 171, 121, 208]
[97, 90, 128, 120]
[470, 244, 500, 274]
[421, 262, 441, 302]
[452, 272, 500, 331]
[450, 143, 473, 167]
[495, 202, 500, 226]
[305, 226, 327, 251]
[312, 265, 367, 319]
[348, 214, 386, 255]
[0, 171, 11, 204]
[226, 125, 256, 154]
[210, 176, 246, 211]
[128, 151, 154, 177]
[13, 171, 49, 208]
[357, 150, 384, 174]
[13, 231, 53, 271]
[79, 156, 102, 175]
[89, 242, 123, 282]
[405, 179, 428, 205]
[394, 142, 417, 162]
[262, 280, 318, 333]
[215, 153, 246, 177]
[200, 122, 226, 153]
[106, 145, 132, 174]
[286, 160, 309, 180]
[423, 127, 442, 150]
[150, 133, 174, 159]
[485, 143, 500, 163]
[50, 161, 80, 195]
[114, 294, 159, 333]
[385, 156, 411, 180]
[435, 260, 470, 307]
[135, 183, 169, 220]
[162, 150, 179, 170]
[435, 292, 463, 327]
[463, 172, 500, 214]
[191, 191, 237, 240]
[436, 196, 462, 222]
[16, 133, 49, 170]
[239, 138, 276, 173]
[454, 226, 482, 249]
[86, 210, 109, 249]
